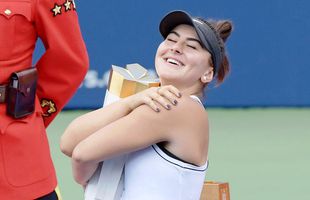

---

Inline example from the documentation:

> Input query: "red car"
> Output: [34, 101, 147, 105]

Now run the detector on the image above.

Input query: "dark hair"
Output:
[198, 18, 233, 85]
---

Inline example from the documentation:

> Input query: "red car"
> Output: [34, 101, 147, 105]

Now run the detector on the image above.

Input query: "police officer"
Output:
[0, 0, 89, 199]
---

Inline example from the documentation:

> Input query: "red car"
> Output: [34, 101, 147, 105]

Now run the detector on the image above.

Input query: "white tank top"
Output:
[120, 145, 208, 200]
[120, 95, 208, 200]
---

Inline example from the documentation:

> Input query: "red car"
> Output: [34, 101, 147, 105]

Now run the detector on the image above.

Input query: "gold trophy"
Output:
[104, 63, 160, 105]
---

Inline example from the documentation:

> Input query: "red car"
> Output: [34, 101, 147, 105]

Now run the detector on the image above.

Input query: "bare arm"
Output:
[60, 85, 181, 157]
[60, 99, 131, 157]
[71, 104, 173, 185]
[70, 95, 208, 186]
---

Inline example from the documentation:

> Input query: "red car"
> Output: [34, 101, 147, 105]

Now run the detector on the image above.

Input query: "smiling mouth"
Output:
[165, 58, 184, 67]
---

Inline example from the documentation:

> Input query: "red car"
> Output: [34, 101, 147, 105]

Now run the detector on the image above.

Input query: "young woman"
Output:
[60, 10, 232, 200]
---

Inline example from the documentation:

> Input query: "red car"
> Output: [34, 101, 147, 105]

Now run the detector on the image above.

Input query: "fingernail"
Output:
[166, 104, 171, 109]
[156, 108, 160, 112]
[178, 93, 182, 97]
[173, 100, 178, 105]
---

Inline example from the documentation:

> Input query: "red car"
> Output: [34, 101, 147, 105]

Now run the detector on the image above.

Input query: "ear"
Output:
[200, 68, 214, 83]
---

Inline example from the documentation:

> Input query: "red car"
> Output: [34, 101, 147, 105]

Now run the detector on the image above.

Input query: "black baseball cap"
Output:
[159, 10, 223, 72]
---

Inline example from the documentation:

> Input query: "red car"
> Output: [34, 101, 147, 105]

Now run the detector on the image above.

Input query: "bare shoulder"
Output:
[129, 95, 209, 133]
[173, 95, 209, 127]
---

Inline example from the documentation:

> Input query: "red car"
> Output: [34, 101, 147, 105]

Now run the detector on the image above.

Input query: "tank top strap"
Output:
[189, 95, 203, 105]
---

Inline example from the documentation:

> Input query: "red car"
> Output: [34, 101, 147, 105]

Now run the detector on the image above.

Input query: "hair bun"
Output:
[215, 20, 233, 42]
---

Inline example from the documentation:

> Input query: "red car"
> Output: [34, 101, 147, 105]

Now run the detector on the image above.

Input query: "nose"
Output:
[170, 41, 183, 54]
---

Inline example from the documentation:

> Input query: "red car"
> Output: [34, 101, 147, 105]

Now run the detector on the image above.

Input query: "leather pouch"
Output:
[6, 67, 38, 118]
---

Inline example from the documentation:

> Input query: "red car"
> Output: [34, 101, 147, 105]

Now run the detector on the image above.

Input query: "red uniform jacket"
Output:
[0, 0, 89, 199]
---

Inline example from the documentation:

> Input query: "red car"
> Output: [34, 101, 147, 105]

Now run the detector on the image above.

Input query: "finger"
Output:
[143, 96, 160, 112]
[159, 86, 181, 105]
[160, 91, 178, 105]
[149, 93, 171, 110]
[166, 85, 182, 98]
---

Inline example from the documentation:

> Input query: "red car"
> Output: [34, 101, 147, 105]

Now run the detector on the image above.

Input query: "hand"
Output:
[123, 85, 181, 112]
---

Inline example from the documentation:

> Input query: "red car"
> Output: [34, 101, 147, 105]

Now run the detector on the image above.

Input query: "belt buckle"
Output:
[0, 85, 8, 103]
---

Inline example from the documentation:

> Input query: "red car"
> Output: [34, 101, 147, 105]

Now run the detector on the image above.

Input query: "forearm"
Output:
[60, 98, 133, 157]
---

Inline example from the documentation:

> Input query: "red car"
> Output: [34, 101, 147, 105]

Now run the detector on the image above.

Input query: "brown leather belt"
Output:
[0, 84, 8, 103]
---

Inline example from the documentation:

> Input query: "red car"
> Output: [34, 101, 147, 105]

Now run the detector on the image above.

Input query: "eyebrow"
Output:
[169, 31, 202, 46]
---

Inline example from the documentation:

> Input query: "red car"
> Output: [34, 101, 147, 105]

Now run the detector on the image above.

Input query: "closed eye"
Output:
[167, 38, 176, 43]
[187, 45, 197, 49]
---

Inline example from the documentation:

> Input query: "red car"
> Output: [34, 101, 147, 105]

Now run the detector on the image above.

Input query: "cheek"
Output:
[156, 42, 167, 56]
[155, 43, 167, 67]
[154, 51, 161, 69]
[191, 54, 211, 69]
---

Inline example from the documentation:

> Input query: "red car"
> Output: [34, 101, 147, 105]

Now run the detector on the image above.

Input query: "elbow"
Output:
[79, 52, 89, 78]
[71, 141, 95, 168]
[72, 162, 88, 186]
[71, 145, 88, 164]
[72, 163, 88, 186]
[71, 147, 92, 185]
[60, 137, 72, 157]
[72, 51, 89, 88]
[80, 55, 89, 77]
[75, 58, 89, 87]
[60, 123, 78, 157]
[76, 42, 89, 74]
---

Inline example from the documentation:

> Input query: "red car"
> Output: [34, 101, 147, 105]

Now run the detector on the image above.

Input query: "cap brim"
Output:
[159, 10, 194, 38]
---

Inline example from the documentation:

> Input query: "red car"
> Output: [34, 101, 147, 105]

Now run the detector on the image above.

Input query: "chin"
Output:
[157, 72, 179, 85]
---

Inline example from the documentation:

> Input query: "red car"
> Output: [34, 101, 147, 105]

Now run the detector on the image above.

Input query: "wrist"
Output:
[120, 96, 136, 113]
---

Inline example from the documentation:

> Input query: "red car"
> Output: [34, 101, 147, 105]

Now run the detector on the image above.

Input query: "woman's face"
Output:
[155, 24, 214, 90]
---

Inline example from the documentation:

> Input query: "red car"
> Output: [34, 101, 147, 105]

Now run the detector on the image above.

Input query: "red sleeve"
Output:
[34, 0, 89, 127]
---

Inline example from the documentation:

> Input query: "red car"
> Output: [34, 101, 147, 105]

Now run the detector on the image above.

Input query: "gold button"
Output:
[4, 9, 12, 16]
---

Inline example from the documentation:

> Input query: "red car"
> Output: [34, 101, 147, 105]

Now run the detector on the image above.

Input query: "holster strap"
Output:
[0, 85, 8, 103]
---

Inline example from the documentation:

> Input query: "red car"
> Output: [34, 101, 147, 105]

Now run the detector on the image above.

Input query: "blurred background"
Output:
[38, 0, 310, 199]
